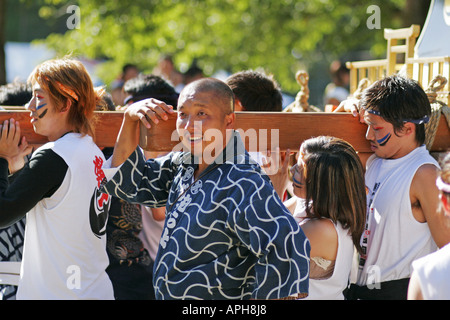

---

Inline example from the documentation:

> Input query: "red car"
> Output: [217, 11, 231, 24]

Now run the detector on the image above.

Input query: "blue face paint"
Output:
[377, 132, 391, 146]
[36, 103, 48, 119]
[292, 175, 303, 188]
[36, 103, 47, 110]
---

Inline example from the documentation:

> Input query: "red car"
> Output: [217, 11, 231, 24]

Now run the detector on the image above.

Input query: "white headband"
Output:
[436, 176, 450, 193]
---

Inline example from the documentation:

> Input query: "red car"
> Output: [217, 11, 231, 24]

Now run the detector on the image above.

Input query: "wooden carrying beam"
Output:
[0, 110, 124, 147]
[0, 110, 448, 154]
[139, 112, 372, 153]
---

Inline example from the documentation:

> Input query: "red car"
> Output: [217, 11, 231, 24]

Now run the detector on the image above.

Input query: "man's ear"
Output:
[234, 99, 245, 112]
[225, 112, 235, 129]
[402, 122, 415, 136]
[61, 99, 72, 113]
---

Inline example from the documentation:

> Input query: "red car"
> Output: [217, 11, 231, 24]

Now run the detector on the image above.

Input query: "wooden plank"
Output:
[0, 110, 47, 145]
[1, 106, 25, 110]
[139, 112, 371, 152]
[390, 45, 408, 53]
[384, 24, 421, 40]
[406, 56, 450, 65]
[0, 110, 448, 154]
[139, 111, 450, 153]
[0, 110, 123, 147]
[92, 111, 124, 148]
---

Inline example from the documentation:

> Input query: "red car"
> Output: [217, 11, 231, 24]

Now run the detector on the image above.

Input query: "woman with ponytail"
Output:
[0, 57, 114, 299]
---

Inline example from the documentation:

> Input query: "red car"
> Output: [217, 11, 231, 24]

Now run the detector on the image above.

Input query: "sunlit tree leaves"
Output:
[36, 0, 408, 93]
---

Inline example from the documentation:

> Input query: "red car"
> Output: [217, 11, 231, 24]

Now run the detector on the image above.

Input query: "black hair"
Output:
[184, 63, 204, 84]
[123, 74, 179, 107]
[360, 75, 430, 145]
[226, 70, 282, 112]
[122, 63, 138, 74]
[0, 82, 32, 106]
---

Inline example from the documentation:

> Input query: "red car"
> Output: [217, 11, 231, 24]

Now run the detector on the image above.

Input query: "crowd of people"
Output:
[0, 55, 449, 301]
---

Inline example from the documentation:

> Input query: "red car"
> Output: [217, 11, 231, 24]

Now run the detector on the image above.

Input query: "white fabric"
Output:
[0, 261, 21, 286]
[300, 220, 354, 300]
[355, 146, 439, 286]
[412, 243, 450, 299]
[311, 257, 332, 270]
[17, 133, 114, 300]
[139, 206, 164, 261]
[415, 0, 450, 58]
[293, 198, 307, 223]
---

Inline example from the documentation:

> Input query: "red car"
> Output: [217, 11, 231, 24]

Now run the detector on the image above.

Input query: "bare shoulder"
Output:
[412, 163, 439, 186]
[301, 218, 338, 260]
[411, 163, 450, 247]
[410, 163, 439, 223]
[410, 163, 439, 204]
[301, 218, 336, 235]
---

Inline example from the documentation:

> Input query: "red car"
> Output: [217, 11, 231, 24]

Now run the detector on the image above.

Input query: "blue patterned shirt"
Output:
[102, 131, 310, 300]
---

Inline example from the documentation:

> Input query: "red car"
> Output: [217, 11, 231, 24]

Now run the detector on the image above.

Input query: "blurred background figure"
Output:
[153, 54, 184, 93]
[122, 73, 179, 108]
[0, 81, 32, 107]
[183, 60, 204, 86]
[323, 60, 350, 108]
[110, 64, 140, 106]
[226, 70, 283, 112]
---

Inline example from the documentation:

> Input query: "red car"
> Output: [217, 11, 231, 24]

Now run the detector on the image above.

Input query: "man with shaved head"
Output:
[102, 78, 310, 300]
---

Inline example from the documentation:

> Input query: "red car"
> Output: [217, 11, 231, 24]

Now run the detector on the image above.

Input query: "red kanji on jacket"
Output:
[93, 156, 109, 208]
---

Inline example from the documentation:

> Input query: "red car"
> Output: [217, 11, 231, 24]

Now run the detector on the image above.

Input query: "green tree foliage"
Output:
[38, 0, 408, 93]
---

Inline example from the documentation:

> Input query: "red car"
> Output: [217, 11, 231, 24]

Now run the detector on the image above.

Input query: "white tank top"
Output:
[301, 220, 355, 300]
[139, 205, 164, 261]
[17, 133, 114, 300]
[412, 243, 450, 299]
[355, 146, 439, 286]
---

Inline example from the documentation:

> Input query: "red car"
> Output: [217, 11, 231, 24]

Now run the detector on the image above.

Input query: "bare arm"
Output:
[300, 218, 338, 261]
[110, 98, 175, 168]
[411, 164, 450, 248]
[334, 98, 367, 125]
[407, 271, 424, 300]
[333, 98, 360, 116]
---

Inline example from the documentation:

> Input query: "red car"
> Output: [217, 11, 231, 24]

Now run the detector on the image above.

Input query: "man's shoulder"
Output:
[411, 163, 439, 190]
[219, 162, 276, 197]
[369, 146, 438, 168]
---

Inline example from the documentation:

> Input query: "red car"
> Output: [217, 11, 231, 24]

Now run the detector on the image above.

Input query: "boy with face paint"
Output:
[346, 75, 450, 300]
[0, 58, 114, 300]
